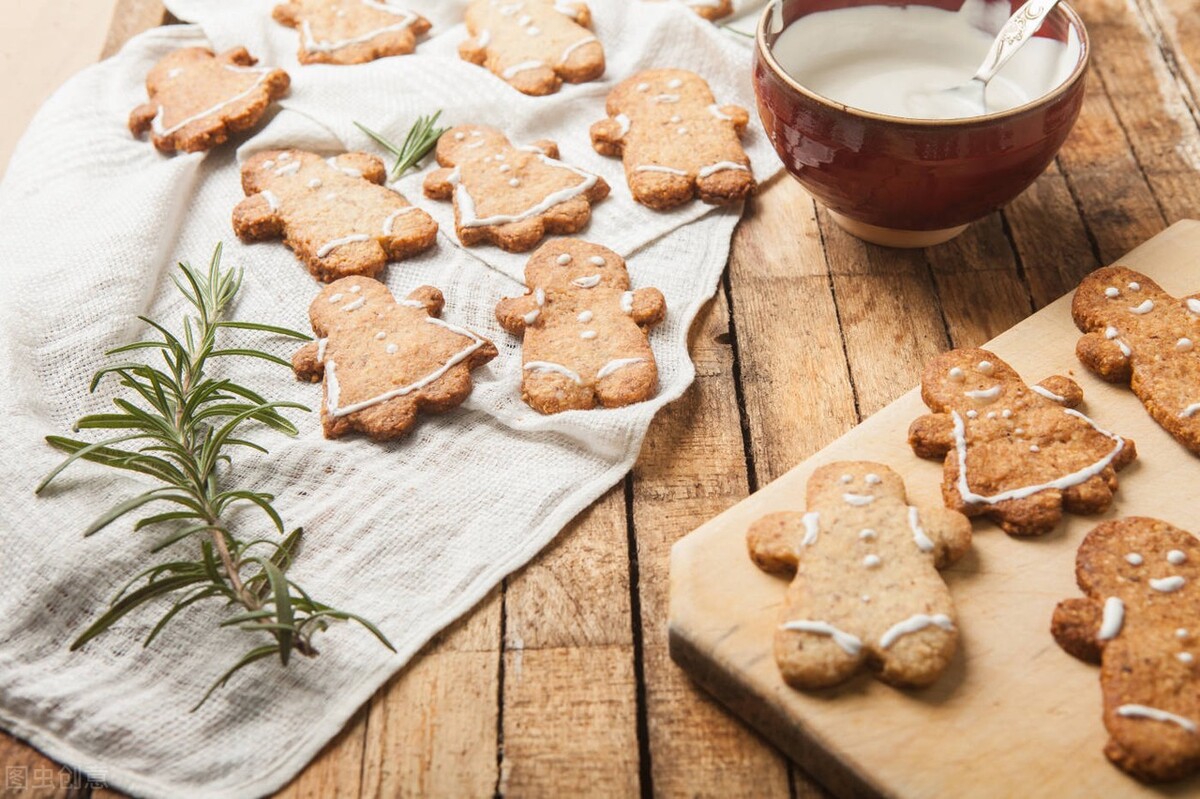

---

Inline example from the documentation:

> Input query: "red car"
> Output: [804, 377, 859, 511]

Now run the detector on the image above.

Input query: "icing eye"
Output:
[636, 82, 649, 92]
[1128, 281, 1140, 291]
[858, 529, 876, 540]
[839, 474, 852, 484]
[1001, 409, 1012, 418]
[1179, 629, 1190, 639]
[865, 474, 881, 484]
[966, 409, 978, 418]
[862, 554, 882, 568]
[1129, 299, 1154, 314]
[667, 78, 683, 89]
[977, 360, 994, 375]
[349, 284, 361, 294]
[1178, 338, 1194, 352]
[1168, 549, 1187, 565]
[471, 130, 482, 137]
[1105, 326, 1119, 339]
[1125, 553, 1143, 566]
[556, 253, 572, 265]
[589, 255, 605, 266]
[1104, 287, 1119, 298]
[454, 132, 465, 141]
[986, 411, 997, 419]
[948, 367, 964, 381]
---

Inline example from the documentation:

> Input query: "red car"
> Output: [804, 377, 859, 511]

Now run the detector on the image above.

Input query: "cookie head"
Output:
[805, 462, 904, 509]
[921, 348, 1022, 413]
[437, 124, 509, 162]
[1078, 518, 1199, 600]
[524, 239, 629, 292]
[611, 68, 710, 113]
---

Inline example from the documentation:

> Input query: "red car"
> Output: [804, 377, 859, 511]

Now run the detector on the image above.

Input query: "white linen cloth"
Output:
[0, 1, 776, 796]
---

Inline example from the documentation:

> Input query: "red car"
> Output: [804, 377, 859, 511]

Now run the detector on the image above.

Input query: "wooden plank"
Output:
[101, 0, 165, 59]
[632, 284, 793, 798]
[360, 590, 501, 799]
[0, 737, 88, 799]
[671, 220, 1200, 799]
[275, 708, 368, 799]
[498, 487, 640, 797]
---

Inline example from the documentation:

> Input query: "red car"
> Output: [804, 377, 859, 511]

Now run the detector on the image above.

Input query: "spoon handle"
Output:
[972, 0, 1065, 83]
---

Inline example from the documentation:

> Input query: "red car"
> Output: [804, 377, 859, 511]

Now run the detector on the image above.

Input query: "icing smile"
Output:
[842, 492, 875, 506]
[964, 385, 1002, 402]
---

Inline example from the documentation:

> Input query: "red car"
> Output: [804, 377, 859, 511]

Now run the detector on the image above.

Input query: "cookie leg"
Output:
[628, 170, 693, 211]
[595, 358, 656, 409]
[522, 371, 595, 414]
[506, 64, 562, 97]
[540, 196, 594, 236]
[876, 625, 957, 688]
[988, 491, 1063, 537]
[696, 166, 754, 205]
[774, 627, 864, 689]
[1062, 473, 1114, 515]
[487, 217, 547, 253]
[558, 41, 605, 84]
[382, 213, 439, 260]
[173, 116, 230, 154]
[349, 396, 420, 441]
[300, 238, 389, 282]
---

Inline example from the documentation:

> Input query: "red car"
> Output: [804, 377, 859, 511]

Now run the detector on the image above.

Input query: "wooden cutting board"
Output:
[669, 220, 1200, 799]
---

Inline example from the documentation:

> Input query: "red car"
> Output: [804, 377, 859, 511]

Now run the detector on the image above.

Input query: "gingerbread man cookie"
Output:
[293, 277, 497, 440]
[459, 0, 605, 95]
[234, 149, 438, 282]
[1073, 265, 1200, 455]
[495, 239, 665, 413]
[423, 125, 609, 252]
[129, 47, 289, 154]
[589, 69, 753, 210]
[908, 349, 1137, 536]
[1052, 517, 1200, 782]
[272, 0, 431, 65]
[747, 462, 971, 689]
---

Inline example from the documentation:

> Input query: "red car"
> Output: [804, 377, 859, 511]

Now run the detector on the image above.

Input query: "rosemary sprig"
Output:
[355, 110, 448, 180]
[37, 244, 394, 709]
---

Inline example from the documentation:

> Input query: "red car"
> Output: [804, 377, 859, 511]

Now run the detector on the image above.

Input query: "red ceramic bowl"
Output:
[753, 0, 1089, 247]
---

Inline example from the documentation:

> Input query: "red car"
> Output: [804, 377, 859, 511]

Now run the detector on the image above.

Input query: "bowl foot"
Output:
[828, 211, 968, 248]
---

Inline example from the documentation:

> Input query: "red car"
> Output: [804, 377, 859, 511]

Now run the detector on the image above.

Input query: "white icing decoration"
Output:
[577, 310, 593, 323]
[589, 255, 605, 266]
[1116, 705, 1197, 733]
[654, 93, 680, 103]
[1168, 549, 1187, 565]
[523, 309, 540, 325]
[560, 35, 597, 63]
[1031, 384, 1067, 403]
[325, 317, 487, 418]
[580, 330, 597, 340]
[907, 507, 934, 553]
[261, 160, 275, 170]
[274, 162, 302, 177]
[862, 554, 882, 568]
[620, 291, 634, 314]
[636, 82, 649, 92]
[299, 2, 419, 54]
[1178, 338, 1194, 352]
[859, 528, 876, 540]
[502, 60, 545, 79]
[1181, 653, 1195, 664]
[1180, 403, 1200, 418]
[1104, 287, 1119, 298]
[667, 78, 682, 89]
[708, 103, 733, 121]
[517, 13, 531, 25]
[1129, 299, 1154, 314]
[167, 67, 184, 79]
[324, 192, 338, 201]
[455, 132, 465, 141]
[677, 127, 688, 135]
[879, 614, 954, 649]
[670, 115, 681, 124]
[508, 178, 520, 187]
[977, 360, 994, 374]
[328, 293, 344, 303]
[948, 367, 964, 381]
[535, 287, 545, 305]
[527, 26, 540, 35]
[151, 64, 275, 137]
[862, 595, 871, 603]
[1030, 445, 1040, 453]
[342, 297, 366, 312]
[386, 344, 398, 354]
[308, 178, 322, 189]
[950, 408, 1125, 504]
[1188, 298, 1200, 314]
[964, 385, 1002, 401]
[316, 337, 328, 363]
[614, 114, 631, 138]
[865, 473, 881, 484]
[381, 206, 419, 236]
[986, 411, 997, 419]
[1128, 281, 1141, 291]
[572, 275, 601, 288]
[1097, 597, 1124, 640]
[800, 511, 820, 547]
[1179, 628, 1190, 638]
[398, 299, 424, 308]
[1126, 553, 1143, 566]
[636, 164, 688, 176]
[261, 190, 280, 211]
[325, 156, 362, 178]
[779, 620, 862, 656]
[1001, 409, 1012, 418]
[525, 360, 582, 385]
[349, 285, 361, 293]
[697, 161, 750, 178]
[1150, 576, 1186, 593]
[317, 234, 370, 258]
[596, 357, 647, 380]
[842, 493, 875, 506]
[1104, 325, 1133, 357]
[375, 331, 387, 340]
[839, 474, 852, 484]
[454, 155, 598, 228]
[279, 153, 292, 162]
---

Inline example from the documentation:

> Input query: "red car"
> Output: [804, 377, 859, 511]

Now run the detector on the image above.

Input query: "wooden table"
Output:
[3, 0, 1199, 796]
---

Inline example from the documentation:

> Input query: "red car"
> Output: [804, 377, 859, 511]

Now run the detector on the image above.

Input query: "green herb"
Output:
[355, 110, 449, 180]
[37, 244, 394, 709]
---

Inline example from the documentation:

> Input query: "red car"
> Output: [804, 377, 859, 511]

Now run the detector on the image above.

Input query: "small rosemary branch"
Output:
[355, 110, 448, 180]
[37, 244, 394, 709]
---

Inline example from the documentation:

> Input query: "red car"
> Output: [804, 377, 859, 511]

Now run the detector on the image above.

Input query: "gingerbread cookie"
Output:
[1073, 265, 1200, 455]
[129, 47, 289, 154]
[678, 0, 733, 21]
[495, 239, 665, 413]
[459, 0, 604, 95]
[234, 149, 438, 282]
[589, 69, 753, 210]
[1051, 517, 1200, 782]
[908, 349, 1137, 536]
[423, 125, 608, 252]
[293, 277, 497, 439]
[272, 0, 431, 65]
[747, 462, 971, 689]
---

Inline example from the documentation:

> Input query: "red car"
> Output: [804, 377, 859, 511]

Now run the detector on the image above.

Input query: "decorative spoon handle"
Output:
[972, 0, 1065, 83]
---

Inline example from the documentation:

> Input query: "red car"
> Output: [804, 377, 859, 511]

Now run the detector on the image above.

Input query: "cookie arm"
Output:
[630, 287, 666, 328]
[458, 36, 488, 65]
[1076, 331, 1133, 383]
[232, 194, 283, 242]
[293, 341, 324, 382]
[423, 167, 458, 200]
[590, 118, 625, 157]
[331, 153, 387, 184]
[556, 2, 591, 25]
[908, 413, 955, 459]
[129, 103, 159, 138]
[272, 2, 299, 27]
[1035, 375, 1083, 408]
[717, 104, 750, 134]
[916, 505, 972, 569]
[219, 46, 257, 67]
[495, 293, 540, 335]
[1050, 597, 1103, 664]
[406, 286, 444, 317]
[530, 139, 559, 159]
[746, 512, 802, 576]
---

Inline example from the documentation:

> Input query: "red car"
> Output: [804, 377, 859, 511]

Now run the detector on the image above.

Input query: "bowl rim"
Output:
[754, 0, 1091, 127]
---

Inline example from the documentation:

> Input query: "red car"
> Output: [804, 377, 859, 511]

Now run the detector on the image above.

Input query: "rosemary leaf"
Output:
[355, 110, 449, 180]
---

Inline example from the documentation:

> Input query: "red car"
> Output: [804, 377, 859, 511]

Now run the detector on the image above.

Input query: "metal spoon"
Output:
[932, 0, 1066, 116]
